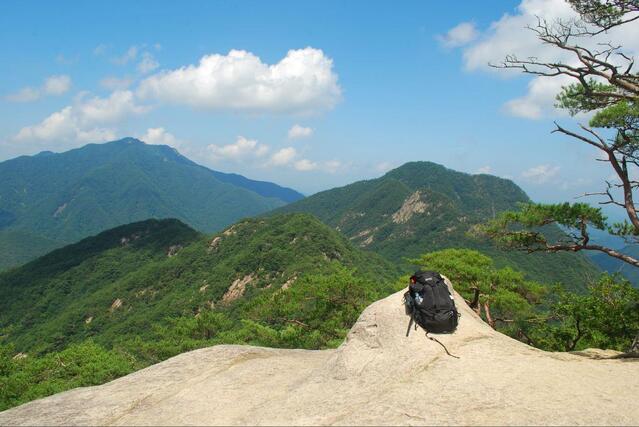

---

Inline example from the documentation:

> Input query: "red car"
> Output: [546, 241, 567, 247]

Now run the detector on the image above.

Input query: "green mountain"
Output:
[588, 246, 639, 287]
[209, 169, 305, 202]
[0, 214, 399, 356]
[274, 161, 600, 289]
[0, 138, 303, 270]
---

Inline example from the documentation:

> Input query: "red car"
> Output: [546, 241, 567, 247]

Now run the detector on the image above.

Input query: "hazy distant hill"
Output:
[0, 138, 303, 270]
[275, 161, 600, 289]
[588, 246, 639, 287]
[209, 169, 304, 202]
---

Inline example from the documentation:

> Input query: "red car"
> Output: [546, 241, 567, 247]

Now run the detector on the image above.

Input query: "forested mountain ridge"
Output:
[0, 214, 399, 356]
[0, 138, 303, 270]
[274, 161, 600, 289]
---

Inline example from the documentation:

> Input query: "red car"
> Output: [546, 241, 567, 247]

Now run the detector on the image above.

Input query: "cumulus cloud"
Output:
[437, 22, 478, 48]
[44, 75, 72, 95]
[288, 124, 313, 139]
[206, 137, 329, 173]
[14, 105, 117, 144]
[269, 147, 297, 166]
[208, 136, 269, 161]
[449, 0, 639, 119]
[137, 48, 341, 114]
[140, 127, 182, 149]
[77, 90, 147, 123]
[137, 52, 159, 74]
[294, 159, 318, 171]
[503, 71, 578, 119]
[461, 0, 578, 73]
[521, 164, 560, 184]
[5, 75, 72, 102]
[14, 90, 147, 145]
[477, 165, 493, 174]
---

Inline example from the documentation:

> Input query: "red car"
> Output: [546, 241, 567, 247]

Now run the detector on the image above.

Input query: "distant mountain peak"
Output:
[0, 138, 304, 270]
[115, 136, 144, 145]
[34, 150, 55, 157]
[274, 159, 599, 288]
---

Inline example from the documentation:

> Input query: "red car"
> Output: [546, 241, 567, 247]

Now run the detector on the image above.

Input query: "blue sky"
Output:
[1, 0, 634, 219]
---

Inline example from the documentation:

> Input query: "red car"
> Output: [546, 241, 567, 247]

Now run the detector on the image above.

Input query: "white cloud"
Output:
[207, 137, 328, 173]
[437, 22, 478, 48]
[140, 127, 182, 149]
[76, 90, 147, 123]
[375, 161, 394, 173]
[15, 106, 76, 141]
[137, 47, 341, 114]
[294, 159, 318, 171]
[461, 0, 578, 73]
[208, 136, 269, 161]
[14, 90, 147, 145]
[288, 124, 313, 139]
[521, 164, 560, 184]
[5, 75, 72, 103]
[14, 106, 117, 144]
[113, 46, 138, 65]
[137, 52, 159, 74]
[477, 165, 493, 174]
[504, 70, 575, 119]
[453, 0, 639, 119]
[324, 160, 342, 173]
[100, 76, 133, 90]
[269, 147, 297, 166]
[44, 75, 72, 95]
[5, 87, 40, 103]
[504, 98, 543, 120]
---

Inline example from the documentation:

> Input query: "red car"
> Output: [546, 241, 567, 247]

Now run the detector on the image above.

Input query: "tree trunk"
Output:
[568, 318, 583, 352]
[483, 302, 496, 329]
[630, 332, 639, 354]
[466, 288, 480, 310]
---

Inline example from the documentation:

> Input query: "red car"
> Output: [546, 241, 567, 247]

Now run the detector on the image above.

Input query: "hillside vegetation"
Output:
[275, 161, 600, 290]
[2, 284, 637, 426]
[0, 214, 398, 355]
[1, 213, 635, 411]
[0, 214, 402, 409]
[0, 138, 302, 270]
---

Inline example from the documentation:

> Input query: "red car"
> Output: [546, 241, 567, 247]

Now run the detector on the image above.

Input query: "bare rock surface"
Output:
[2, 285, 638, 426]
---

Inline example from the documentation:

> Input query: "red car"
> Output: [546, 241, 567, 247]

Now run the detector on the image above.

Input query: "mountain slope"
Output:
[0, 138, 302, 270]
[2, 286, 637, 426]
[0, 214, 399, 356]
[274, 161, 600, 289]
[209, 169, 304, 202]
[588, 246, 639, 287]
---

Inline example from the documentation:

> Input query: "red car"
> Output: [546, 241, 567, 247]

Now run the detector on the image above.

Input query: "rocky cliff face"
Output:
[1, 282, 637, 426]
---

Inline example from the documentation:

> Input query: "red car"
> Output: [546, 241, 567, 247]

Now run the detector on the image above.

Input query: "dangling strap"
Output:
[425, 331, 460, 359]
[406, 316, 414, 337]
[406, 305, 417, 337]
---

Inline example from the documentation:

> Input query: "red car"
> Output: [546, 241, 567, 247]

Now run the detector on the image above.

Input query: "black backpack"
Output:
[404, 270, 459, 336]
